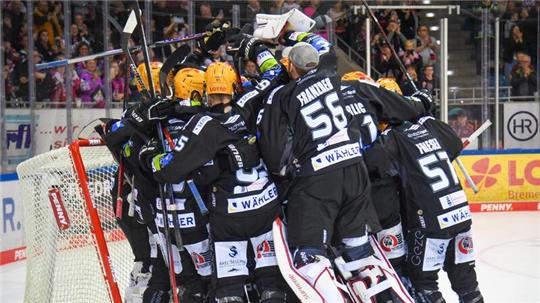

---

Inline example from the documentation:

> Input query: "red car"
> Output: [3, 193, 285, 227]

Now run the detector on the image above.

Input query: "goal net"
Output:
[16, 140, 133, 303]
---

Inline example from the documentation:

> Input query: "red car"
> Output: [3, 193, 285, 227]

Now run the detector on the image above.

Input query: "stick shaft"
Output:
[36, 33, 206, 70]
[455, 157, 479, 194]
[361, 0, 418, 91]
[463, 119, 492, 148]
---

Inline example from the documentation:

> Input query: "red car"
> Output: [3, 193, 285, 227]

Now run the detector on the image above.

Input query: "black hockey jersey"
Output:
[376, 116, 469, 235]
[151, 113, 279, 218]
[257, 63, 362, 177]
[342, 80, 428, 125]
[101, 119, 160, 230]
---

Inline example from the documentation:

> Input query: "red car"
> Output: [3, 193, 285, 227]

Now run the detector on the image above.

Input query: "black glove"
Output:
[227, 33, 264, 60]
[412, 89, 435, 114]
[124, 103, 153, 132]
[147, 98, 173, 121]
[202, 22, 240, 53]
[222, 136, 260, 171]
[138, 138, 162, 172]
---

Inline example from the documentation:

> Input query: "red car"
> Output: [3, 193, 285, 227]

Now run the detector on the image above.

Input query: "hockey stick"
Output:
[159, 44, 191, 98]
[456, 120, 492, 194]
[360, 0, 479, 192]
[360, 0, 417, 91]
[463, 119, 492, 149]
[152, 43, 191, 254]
[112, 9, 140, 220]
[133, 4, 180, 302]
[121, 10, 152, 100]
[36, 32, 208, 70]
[156, 46, 210, 217]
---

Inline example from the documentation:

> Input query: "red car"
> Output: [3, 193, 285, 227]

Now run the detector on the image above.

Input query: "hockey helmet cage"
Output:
[376, 77, 403, 96]
[136, 61, 163, 93]
[341, 71, 374, 82]
[174, 68, 205, 105]
[205, 62, 237, 96]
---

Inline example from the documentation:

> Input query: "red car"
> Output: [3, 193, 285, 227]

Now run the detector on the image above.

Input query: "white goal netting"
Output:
[16, 142, 133, 303]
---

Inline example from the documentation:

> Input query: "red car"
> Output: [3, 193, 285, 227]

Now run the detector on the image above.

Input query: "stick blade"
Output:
[123, 10, 138, 34]
[159, 44, 191, 98]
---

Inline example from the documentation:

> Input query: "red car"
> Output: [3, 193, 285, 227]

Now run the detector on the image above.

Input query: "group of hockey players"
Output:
[98, 22, 483, 303]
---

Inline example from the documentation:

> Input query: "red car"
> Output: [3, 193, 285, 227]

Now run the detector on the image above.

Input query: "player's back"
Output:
[381, 118, 471, 236]
[282, 69, 362, 176]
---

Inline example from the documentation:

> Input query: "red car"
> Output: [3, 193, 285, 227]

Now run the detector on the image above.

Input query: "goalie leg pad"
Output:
[292, 247, 350, 302]
[335, 236, 414, 303]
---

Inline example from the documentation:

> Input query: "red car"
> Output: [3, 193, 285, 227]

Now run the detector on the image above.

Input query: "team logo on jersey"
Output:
[458, 237, 474, 254]
[437, 243, 446, 254]
[229, 246, 238, 258]
[379, 235, 400, 252]
[191, 251, 211, 269]
[470, 157, 501, 189]
[256, 240, 275, 259]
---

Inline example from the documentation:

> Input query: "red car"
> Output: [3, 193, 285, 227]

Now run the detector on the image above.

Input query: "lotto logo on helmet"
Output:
[458, 237, 474, 254]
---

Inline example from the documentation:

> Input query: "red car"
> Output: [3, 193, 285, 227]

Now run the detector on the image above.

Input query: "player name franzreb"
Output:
[297, 78, 334, 106]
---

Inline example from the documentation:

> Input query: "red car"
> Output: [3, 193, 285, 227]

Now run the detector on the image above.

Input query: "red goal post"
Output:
[17, 140, 133, 303]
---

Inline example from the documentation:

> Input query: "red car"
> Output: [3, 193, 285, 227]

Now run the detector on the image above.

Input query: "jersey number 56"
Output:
[300, 92, 347, 140]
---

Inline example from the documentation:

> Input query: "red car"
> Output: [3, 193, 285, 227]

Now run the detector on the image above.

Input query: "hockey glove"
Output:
[411, 89, 435, 115]
[202, 22, 240, 54]
[97, 119, 134, 154]
[203, 22, 227, 53]
[223, 136, 260, 171]
[147, 98, 172, 121]
[124, 103, 153, 134]
[228, 33, 265, 61]
[138, 138, 163, 173]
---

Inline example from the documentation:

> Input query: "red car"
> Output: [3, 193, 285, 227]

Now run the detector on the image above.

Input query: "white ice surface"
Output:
[1, 211, 539, 302]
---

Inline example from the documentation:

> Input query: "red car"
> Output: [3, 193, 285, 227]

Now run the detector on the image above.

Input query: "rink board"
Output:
[2, 150, 540, 265]
[456, 150, 540, 212]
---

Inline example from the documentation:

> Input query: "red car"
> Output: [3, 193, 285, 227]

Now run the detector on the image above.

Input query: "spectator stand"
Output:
[1, 1, 539, 174]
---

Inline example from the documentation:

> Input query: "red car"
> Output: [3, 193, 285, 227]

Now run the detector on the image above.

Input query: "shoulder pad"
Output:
[266, 84, 285, 105]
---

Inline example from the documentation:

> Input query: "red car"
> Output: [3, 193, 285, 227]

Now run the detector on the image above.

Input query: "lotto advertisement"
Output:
[455, 151, 540, 212]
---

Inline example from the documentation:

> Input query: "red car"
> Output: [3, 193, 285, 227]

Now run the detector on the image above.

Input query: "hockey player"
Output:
[126, 66, 214, 303]
[100, 118, 155, 301]
[340, 74, 408, 263]
[138, 51, 289, 302]
[373, 116, 483, 303]
[139, 83, 285, 303]
[99, 60, 169, 302]
[257, 32, 390, 302]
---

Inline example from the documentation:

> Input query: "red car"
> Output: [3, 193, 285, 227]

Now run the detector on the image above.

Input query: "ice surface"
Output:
[1, 211, 539, 302]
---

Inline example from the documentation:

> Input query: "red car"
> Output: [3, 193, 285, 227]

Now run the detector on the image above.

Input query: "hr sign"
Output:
[504, 103, 540, 148]
[507, 111, 538, 141]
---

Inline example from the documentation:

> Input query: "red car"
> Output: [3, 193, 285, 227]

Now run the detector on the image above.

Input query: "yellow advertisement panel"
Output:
[453, 153, 540, 212]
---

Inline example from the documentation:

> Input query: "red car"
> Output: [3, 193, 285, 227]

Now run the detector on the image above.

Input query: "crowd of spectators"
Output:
[464, 0, 538, 98]
[2, 0, 538, 108]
